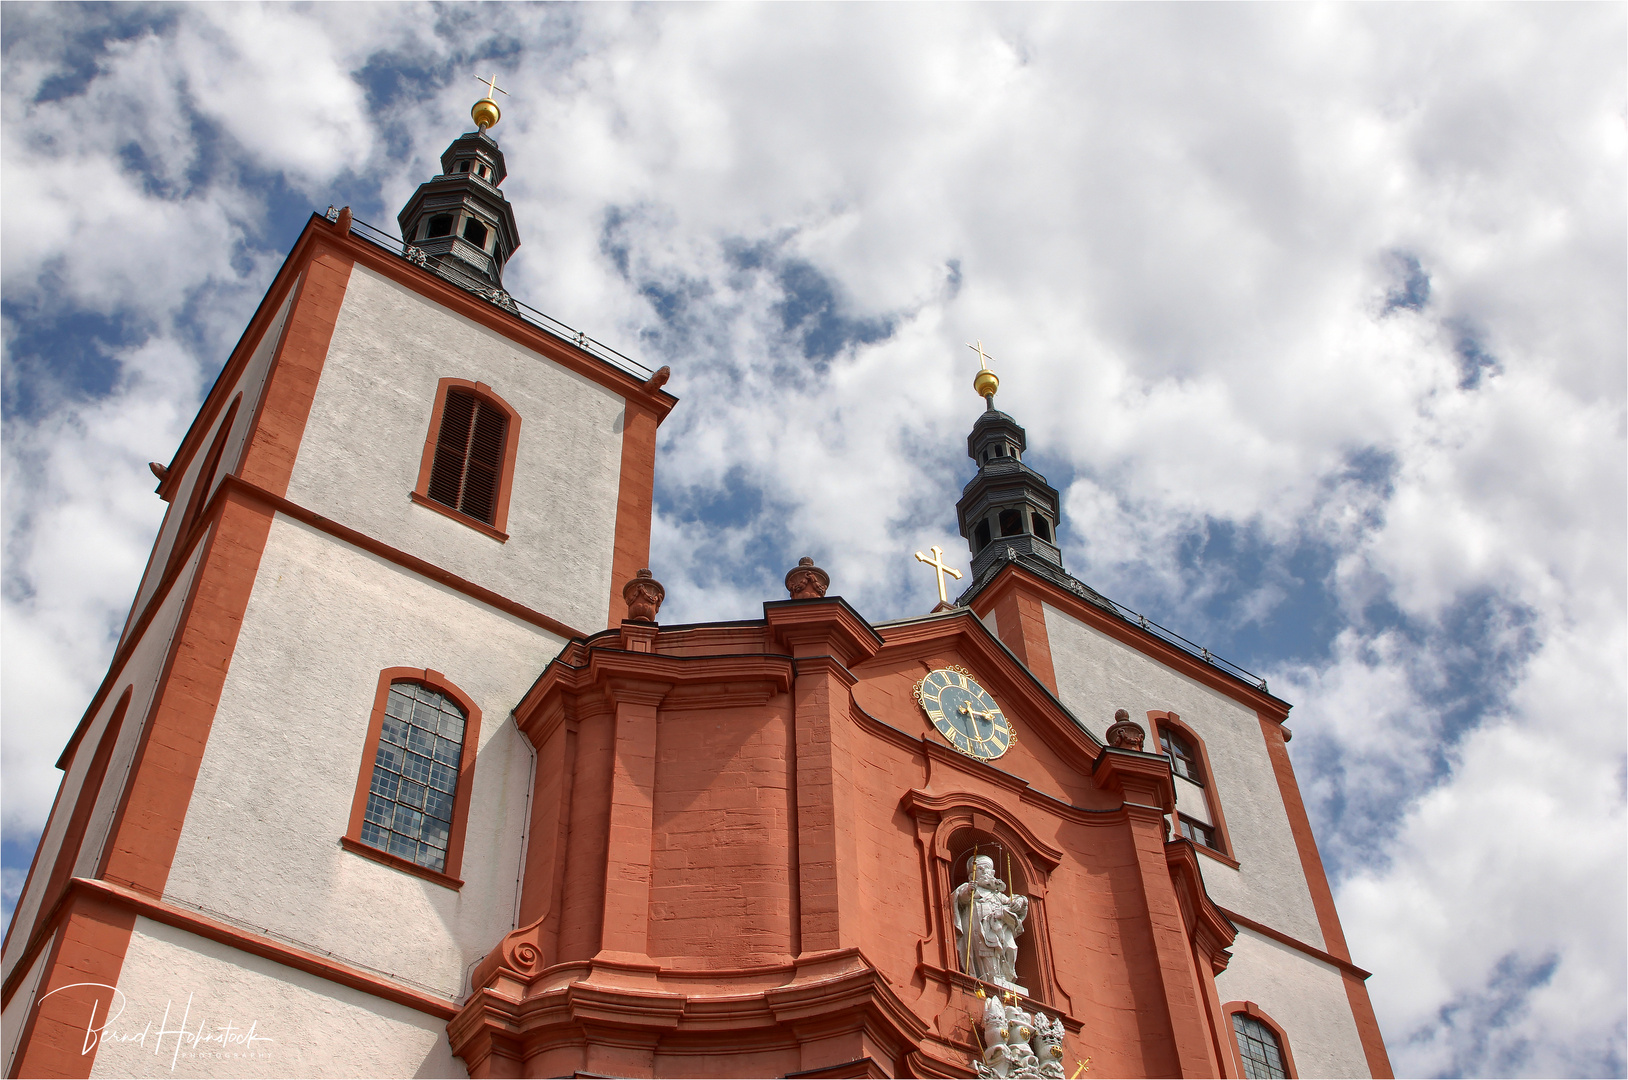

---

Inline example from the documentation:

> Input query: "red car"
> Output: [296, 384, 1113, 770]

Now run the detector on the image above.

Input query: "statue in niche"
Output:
[952, 853, 1030, 994]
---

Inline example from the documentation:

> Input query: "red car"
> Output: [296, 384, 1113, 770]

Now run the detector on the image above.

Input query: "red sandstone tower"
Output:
[2, 96, 1389, 1079]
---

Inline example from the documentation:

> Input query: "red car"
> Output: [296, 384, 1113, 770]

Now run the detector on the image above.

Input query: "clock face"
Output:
[914, 666, 1014, 760]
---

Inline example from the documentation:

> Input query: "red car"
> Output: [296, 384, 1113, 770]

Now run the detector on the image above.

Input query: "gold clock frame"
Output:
[913, 665, 1017, 760]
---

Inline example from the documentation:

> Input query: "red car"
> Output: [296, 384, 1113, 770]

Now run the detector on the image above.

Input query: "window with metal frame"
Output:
[1178, 815, 1217, 849]
[359, 681, 467, 873]
[1232, 1011, 1290, 1079]
[1160, 726, 1204, 783]
[1154, 713, 1235, 860]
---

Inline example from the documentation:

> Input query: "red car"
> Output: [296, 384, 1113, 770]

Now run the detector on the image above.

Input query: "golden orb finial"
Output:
[968, 340, 1000, 401]
[472, 73, 508, 131]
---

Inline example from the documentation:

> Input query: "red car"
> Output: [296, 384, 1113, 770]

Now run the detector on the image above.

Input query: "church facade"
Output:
[2, 104, 1390, 1080]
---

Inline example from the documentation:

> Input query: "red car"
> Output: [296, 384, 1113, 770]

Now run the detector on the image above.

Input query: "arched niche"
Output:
[900, 789, 1069, 1014]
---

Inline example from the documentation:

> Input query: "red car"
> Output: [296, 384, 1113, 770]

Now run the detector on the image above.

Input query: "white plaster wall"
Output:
[1, 932, 53, 1077]
[165, 514, 558, 999]
[2, 543, 205, 980]
[285, 265, 627, 634]
[89, 916, 462, 1079]
[124, 284, 295, 637]
[1215, 928, 1371, 1078]
[1042, 603, 1326, 948]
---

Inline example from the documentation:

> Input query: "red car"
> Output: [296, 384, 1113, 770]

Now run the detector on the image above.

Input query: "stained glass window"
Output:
[1233, 1012, 1289, 1079]
[359, 682, 465, 873]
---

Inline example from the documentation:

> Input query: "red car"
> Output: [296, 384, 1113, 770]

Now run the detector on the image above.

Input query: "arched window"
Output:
[163, 393, 241, 582]
[1161, 725, 1203, 782]
[426, 214, 454, 238]
[1031, 514, 1052, 542]
[1152, 711, 1235, 862]
[974, 519, 992, 552]
[462, 217, 489, 248]
[411, 378, 522, 541]
[344, 668, 482, 887]
[999, 508, 1024, 536]
[1224, 1002, 1297, 1078]
[22, 688, 133, 949]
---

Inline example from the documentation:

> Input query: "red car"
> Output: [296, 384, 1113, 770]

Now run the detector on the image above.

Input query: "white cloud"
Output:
[2, 336, 198, 837]
[2, 5, 1622, 1075]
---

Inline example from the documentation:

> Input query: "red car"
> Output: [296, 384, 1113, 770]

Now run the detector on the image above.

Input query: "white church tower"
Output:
[2, 88, 676, 1077]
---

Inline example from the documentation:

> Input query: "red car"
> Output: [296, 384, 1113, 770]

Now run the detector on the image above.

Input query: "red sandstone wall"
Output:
[648, 698, 796, 966]
[468, 612, 1235, 1077]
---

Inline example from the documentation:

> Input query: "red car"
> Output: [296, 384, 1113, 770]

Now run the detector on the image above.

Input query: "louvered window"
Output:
[426, 389, 507, 525]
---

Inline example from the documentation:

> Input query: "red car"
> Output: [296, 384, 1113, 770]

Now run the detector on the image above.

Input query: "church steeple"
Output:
[398, 79, 521, 293]
[955, 345, 1065, 585]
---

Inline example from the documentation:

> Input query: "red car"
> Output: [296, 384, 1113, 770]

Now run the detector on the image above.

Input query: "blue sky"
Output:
[3, 5, 1624, 1077]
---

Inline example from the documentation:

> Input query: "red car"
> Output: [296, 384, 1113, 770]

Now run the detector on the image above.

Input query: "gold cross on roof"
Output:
[967, 339, 994, 370]
[914, 545, 964, 605]
[475, 73, 509, 99]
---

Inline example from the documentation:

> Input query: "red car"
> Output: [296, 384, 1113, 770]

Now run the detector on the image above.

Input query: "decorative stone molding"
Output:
[974, 995, 1068, 1078]
[1105, 708, 1146, 751]
[785, 556, 831, 599]
[622, 568, 665, 622]
[478, 286, 518, 312]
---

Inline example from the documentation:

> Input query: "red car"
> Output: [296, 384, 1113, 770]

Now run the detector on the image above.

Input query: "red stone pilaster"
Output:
[1092, 747, 1221, 1078]
[1166, 841, 1243, 1079]
[763, 601, 882, 960]
[595, 677, 670, 965]
[987, 586, 1059, 695]
[6, 891, 134, 1080]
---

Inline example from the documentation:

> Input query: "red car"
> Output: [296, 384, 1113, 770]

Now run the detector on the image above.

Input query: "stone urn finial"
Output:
[785, 556, 830, 600]
[1106, 708, 1146, 751]
[623, 568, 665, 623]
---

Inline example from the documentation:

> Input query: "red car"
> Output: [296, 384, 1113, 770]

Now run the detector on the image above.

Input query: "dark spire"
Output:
[950, 350, 1116, 612]
[398, 93, 521, 292]
[955, 399, 1065, 583]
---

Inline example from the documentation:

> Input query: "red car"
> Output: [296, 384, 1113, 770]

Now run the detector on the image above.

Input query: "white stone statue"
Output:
[1005, 1004, 1040, 1074]
[953, 854, 1031, 993]
[979, 994, 1017, 1077]
[1032, 1011, 1067, 1078]
[973, 996, 1067, 1080]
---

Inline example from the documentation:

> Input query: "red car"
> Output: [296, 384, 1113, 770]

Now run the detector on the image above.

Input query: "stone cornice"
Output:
[763, 597, 886, 664]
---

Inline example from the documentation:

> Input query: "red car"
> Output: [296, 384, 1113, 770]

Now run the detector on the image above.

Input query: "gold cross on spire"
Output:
[967, 340, 1001, 401]
[471, 73, 508, 131]
[914, 545, 964, 605]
